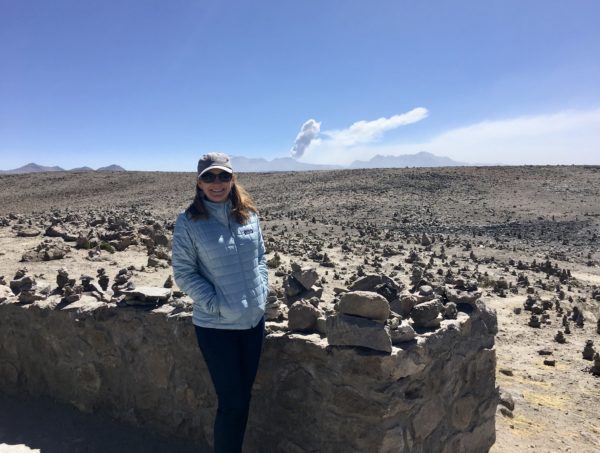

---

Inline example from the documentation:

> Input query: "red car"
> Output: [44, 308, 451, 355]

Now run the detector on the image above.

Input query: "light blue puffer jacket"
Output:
[172, 199, 268, 329]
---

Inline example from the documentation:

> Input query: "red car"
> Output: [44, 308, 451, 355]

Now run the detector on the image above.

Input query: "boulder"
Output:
[290, 263, 319, 291]
[443, 302, 458, 320]
[10, 275, 35, 295]
[411, 299, 443, 327]
[283, 275, 304, 298]
[288, 301, 320, 332]
[390, 292, 416, 317]
[338, 291, 390, 322]
[326, 314, 392, 353]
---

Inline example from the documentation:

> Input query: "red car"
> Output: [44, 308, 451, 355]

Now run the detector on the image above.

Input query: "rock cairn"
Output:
[283, 262, 322, 301]
[326, 290, 392, 353]
[582, 340, 596, 361]
[554, 331, 566, 344]
[591, 353, 600, 376]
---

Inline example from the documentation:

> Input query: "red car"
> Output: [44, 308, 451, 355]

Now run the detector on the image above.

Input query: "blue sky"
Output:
[1, 0, 599, 170]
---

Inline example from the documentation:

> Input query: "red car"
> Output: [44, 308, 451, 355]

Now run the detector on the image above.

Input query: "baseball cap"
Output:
[197, 153, 233, 177]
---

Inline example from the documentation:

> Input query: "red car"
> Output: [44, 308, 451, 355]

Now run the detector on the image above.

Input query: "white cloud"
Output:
[300, 108, 600, 165]
[323, 107, 429, 146]
[291, 107, 428, 162]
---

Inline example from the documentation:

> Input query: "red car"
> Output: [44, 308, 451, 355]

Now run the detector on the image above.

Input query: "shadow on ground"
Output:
[0, 393, 201, 453]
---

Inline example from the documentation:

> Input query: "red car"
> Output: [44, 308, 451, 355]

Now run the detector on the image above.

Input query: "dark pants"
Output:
[194, 318, 265, 453]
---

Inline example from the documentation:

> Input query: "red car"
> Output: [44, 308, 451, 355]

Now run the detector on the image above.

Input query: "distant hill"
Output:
[0, 163, 127, 174]
[0, 163, 65, 174]
[97, 165, 126, 172]
[231, 156, 341, 172]
[349, 151, 467, 168]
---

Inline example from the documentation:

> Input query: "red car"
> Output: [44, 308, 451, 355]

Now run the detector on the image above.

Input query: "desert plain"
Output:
[0, 165, 599, 452]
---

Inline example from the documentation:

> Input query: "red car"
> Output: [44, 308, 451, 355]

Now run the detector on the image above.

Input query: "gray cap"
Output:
[197, 153, 233, 177]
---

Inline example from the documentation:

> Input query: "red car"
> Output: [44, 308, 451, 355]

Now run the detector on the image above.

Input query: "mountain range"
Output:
[230, 151, 467, 172]
[0, 152, 467, 174]
[0, 163, 126, 174]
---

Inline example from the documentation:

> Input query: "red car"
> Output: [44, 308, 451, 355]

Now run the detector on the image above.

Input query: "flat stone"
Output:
[348, 274, 402, 293]
[15, 228, 41, 237]
[121, 286, 172, 304]
[326, 314, 392, 353]
[338, 291, 390, 322]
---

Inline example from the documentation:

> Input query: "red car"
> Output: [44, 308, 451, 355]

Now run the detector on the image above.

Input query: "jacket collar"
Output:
[204, 198, 232, 226]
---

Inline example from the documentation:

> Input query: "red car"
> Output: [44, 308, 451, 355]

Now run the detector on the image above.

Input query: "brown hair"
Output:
[186, 175, 257, 224]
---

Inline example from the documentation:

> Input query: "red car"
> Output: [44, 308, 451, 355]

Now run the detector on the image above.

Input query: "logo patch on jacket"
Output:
[241, 228, 254, 235]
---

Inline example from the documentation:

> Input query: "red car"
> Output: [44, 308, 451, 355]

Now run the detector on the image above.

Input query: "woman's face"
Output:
[197, 170, 234, 203]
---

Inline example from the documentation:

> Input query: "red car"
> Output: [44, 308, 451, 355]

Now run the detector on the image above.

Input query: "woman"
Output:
[172, 153, 268, 453]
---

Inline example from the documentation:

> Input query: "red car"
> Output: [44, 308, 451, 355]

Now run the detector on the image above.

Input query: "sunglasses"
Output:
[199, 171, 233, 183]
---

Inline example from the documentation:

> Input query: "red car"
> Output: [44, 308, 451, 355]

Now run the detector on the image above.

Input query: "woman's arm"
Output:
[172, 215, 217, 312]
[257, 219, 268, 289]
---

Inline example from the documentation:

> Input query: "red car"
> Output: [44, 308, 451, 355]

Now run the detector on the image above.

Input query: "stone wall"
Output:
[0, 297, 498, 452]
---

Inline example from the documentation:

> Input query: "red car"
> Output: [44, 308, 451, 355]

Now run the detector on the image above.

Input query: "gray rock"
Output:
[121, 287, 172, 305]
[18, 289, 46, 304]
[283, 275, 304, 298]
[56, 268, 74, 289]
[15, 228, 41, 237]
[347, 273, 403, 294]
[445, 288, 481, 306]
[528, 314, 541, 328]
[316, 316, 327, 335]
[265, 300, 285, 322]
[9, 275, 35, 295]
[411, 299, 443, 326]
[582, 340, 595, 361]
[326, 314, 392, 353]
[498, 389, 515, 411]
[0, 285, 14, 303]
[391, 292, 416, 317]
[288, 301, 320, 332]
[390, 320, 416, 344]
[290, 263, 318, 290]
[444, 302, 458, 320]
[418, 285, 434, 297]
[338, 291, 390, 322]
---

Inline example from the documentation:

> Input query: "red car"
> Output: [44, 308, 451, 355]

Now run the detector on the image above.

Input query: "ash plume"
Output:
[290, 119, 321, 159]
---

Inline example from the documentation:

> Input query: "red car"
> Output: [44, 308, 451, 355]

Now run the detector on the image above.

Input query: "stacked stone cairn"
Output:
[264, 286, 286, 323]
[97, 268, 110, 291]
[324, 274, 490, 354]
[591, 353, 600, 376]
[286, 263, 325, 333]
[9, 269, 50, 304]
[284, 262, 322, 301]
[582, 340, 596, 361]
[326, 290, 393, 353]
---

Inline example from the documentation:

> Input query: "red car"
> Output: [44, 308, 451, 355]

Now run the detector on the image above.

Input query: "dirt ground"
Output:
[1, 166, 599, 452]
